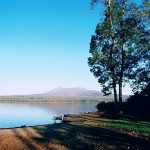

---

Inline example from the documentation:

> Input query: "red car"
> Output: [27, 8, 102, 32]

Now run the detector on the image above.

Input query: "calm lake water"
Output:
[0, 102, 97, 128]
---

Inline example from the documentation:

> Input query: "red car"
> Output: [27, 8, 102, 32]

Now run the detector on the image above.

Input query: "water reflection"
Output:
[0, 102, 97, 128]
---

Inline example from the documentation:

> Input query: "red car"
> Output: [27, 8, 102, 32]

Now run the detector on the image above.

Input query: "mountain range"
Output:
[36, 87, 129, 100]
[41, 86, 104, 97]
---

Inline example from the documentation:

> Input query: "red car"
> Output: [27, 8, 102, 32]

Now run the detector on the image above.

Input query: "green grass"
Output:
[100, 118, 150, 136]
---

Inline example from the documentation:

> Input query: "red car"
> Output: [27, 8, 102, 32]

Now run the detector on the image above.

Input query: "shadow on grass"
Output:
[32, 123, 150, 150]
[11, 127, 51, 150]
[12, 128, 38, 150]
[101, 113, 150, 122]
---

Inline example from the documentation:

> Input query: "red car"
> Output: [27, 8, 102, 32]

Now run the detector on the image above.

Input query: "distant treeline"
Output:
[0, 96, 111, 103]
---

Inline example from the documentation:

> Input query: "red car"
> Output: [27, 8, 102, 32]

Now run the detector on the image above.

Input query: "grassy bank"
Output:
[100, 117, 150, 136]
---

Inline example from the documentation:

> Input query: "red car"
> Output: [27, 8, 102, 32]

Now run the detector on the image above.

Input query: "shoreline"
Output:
[0, 111, 96, 130]
[0, 123, 60, 130]
[0, 112, 149, 150]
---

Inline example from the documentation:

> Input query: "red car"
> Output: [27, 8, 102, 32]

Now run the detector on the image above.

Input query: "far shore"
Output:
[0, 95, 112, 103]
[0, 112, 149, 150]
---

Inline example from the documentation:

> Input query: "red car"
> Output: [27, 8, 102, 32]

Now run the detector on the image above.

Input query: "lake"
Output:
[0, 102, 98, 128]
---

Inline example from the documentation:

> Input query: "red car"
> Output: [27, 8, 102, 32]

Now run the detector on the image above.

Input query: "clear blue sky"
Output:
[0, 0, 140, 95]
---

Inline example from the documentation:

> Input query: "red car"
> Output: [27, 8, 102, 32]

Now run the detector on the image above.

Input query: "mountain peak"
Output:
[50, 86, 64, 92]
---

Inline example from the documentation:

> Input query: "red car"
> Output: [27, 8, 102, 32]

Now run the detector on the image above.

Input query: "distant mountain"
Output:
[41, 87, 104, 98]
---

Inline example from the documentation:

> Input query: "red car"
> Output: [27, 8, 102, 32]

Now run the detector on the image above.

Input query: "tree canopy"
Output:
[88, 0, 150, 108]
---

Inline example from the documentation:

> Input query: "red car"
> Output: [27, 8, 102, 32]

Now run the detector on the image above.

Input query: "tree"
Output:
[88, 0, 150, 111]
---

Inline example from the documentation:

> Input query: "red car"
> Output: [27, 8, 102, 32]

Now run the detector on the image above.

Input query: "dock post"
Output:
[62, 115, 64, 122]
[53, 116, 56, 124]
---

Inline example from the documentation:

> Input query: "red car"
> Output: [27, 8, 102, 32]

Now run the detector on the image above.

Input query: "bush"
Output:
[97, 101, 119, 114]
[123, 94, 150, 118]
[97, 83, 150, 118]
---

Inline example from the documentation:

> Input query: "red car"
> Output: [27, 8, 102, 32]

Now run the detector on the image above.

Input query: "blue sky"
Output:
[0, 0, 140, 95]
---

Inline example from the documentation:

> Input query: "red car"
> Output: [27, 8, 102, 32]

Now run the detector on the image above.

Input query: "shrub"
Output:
[97, 101, 118, 114]
[123, 94, 150, 118]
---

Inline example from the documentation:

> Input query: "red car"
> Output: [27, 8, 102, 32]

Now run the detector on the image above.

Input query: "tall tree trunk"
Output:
[119, 42, 125, 111]
[119, 1, 126, 112]
[113, 79, 118, 103]
[107, 0, 118, 103]
[119, 77, 123, 111]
